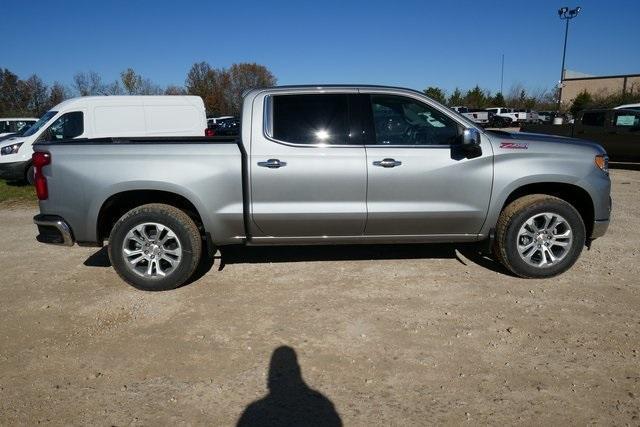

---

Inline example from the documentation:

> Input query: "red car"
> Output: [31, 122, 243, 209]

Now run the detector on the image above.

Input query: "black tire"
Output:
[108, 203, 202, 291]
[26, 164, 35, 185]
[494, 194, 586, 278]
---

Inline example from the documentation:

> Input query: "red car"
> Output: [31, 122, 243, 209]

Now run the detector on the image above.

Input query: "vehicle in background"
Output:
[521, 108, 640, 162]
[33, 85, 611, 291]
[614, 103, 640, 111]
[537, 111, 558, 123]
[207, 116, 235, 126]
[486, 107, 519, 124]
[513, 109, 539, 124]
[215, 118, 240, 136]
[0, 121, 38, 143]
[0, 96, 207, 183]
[0, 118, 37, 137]
[451, 107, 491, 126]
[206, 116, 238, 136]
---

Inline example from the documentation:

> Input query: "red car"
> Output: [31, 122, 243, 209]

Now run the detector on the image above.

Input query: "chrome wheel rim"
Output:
[516, 212, 573, 268]
[122, 222, 182, 278]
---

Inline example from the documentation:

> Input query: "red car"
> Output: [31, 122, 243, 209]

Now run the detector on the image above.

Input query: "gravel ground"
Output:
[0, 169, 638, 425]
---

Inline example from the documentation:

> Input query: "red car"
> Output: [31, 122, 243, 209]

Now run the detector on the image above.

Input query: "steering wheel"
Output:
[403, 124, 432, 145]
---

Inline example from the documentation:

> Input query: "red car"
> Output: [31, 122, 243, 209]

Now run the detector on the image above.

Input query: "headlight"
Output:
[0, 142, 23, 155]
[595, 154, 609, 174]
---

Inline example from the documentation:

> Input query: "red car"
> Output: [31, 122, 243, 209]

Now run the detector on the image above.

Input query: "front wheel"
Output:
[494, 194, 586, 278]
[108, 203, 203, 291]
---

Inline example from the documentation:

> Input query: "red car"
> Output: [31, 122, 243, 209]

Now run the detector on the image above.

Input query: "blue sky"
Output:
[2, 0, 639, 95]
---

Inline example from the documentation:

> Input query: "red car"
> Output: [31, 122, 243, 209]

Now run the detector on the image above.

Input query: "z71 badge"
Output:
[500, 142, 528, 149]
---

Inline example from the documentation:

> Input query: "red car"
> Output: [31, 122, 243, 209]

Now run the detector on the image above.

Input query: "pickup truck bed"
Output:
[36, 136, 246, 246]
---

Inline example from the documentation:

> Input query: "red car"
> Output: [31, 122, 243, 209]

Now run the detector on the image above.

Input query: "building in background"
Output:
[561, 69, 640, 107]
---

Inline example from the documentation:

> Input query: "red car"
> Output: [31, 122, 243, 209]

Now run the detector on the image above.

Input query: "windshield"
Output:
[22, 111, 57, 137]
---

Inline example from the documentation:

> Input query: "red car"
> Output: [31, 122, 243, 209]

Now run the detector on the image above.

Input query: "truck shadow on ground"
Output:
[84, 242, 514, 283]
[237, 345, 342, 427]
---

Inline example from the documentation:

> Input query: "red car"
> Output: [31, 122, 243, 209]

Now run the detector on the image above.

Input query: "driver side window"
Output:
[40, 111, 84, 141]
[369, 95, 460, 146]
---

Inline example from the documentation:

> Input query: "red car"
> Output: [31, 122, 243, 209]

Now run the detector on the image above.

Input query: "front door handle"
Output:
[373, 158, 402, 168]
[258, 159, 287, 169]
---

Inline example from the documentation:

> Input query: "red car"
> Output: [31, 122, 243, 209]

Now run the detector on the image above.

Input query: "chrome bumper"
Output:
[33, 214, 75, 246]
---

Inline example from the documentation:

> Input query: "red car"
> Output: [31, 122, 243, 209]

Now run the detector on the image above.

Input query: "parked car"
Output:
[537, 111, 558, 123]
[614, 103, 640, 111]
[451, 107, 491, 126]
[207, 116, 235, 126]
[0, 96, 207, 183]
[0, 117, 37, 137]
[486, 107, 518, 124]
[521, 108, 640, 162]
[513, 109, 539, 124]
[215, 118, 240, 136]
[32, 85, 611, 290]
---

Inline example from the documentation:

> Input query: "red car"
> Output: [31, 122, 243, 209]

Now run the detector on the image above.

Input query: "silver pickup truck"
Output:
[32, 85, 612, 290]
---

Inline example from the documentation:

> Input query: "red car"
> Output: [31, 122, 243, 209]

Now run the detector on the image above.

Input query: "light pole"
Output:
[557, 6, 581, 112]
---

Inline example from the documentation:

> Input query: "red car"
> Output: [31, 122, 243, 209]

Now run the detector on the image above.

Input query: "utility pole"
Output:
[500, 54, 504, 95]
[557, 6, 581, 111]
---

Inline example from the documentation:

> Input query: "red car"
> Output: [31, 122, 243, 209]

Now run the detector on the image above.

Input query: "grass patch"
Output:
[0, 180, 36, 205]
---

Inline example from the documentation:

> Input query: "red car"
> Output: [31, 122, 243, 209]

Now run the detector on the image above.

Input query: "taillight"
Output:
[205, 128, 215, 136]
[32, 152, 51, 200]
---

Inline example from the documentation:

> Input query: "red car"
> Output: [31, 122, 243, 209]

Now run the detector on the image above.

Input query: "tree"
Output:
[447, 88, 464, 107]
[73, 71, 104, 96]
[491, 92, 505, 106]
[119, 68, 161, 95]
[570, 90, 593, 116]
[48, 82, 68, 108]
[0, 68, 22, 115]
[164, 85, 187, 95]
[185, 61, 229, 115]
[120, 68, 140, 95]
[225, 63, 277, 115]
[104, 80, 124, 95]
[23, 75, 49, 115]
[423, 87, 446, 104]
[464, 85, 488, 108]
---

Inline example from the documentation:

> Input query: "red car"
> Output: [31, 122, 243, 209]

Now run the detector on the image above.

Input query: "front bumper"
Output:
[33, 214, 75, 246]
[0, 160, 28, 181]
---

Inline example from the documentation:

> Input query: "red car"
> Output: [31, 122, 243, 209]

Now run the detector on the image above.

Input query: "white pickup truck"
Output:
[451, 107, 491, 126]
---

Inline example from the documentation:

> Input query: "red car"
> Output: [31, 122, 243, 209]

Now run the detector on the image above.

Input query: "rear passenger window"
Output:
[581, 112, 606, 127]
[614, 112, 640, 127]
[269, 94, 350, 145]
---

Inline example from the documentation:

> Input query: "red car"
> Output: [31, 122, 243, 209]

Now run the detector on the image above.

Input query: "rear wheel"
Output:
[494, 194, 585, 278]
[108, 203, 202, 291]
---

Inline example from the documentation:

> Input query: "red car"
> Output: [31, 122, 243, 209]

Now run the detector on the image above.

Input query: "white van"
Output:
[0, 117, 38, 137]
[0, 96, 207, 183]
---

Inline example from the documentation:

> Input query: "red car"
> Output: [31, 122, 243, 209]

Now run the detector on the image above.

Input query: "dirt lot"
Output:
[1, 169, 639, 425]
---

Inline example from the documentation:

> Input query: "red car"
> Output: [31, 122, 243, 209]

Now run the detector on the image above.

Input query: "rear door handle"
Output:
[258, 159, 287, 169]
[373, 158, 402, 168]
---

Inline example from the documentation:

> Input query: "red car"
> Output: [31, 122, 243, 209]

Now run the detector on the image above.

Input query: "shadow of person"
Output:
[237, 346, 342, 427]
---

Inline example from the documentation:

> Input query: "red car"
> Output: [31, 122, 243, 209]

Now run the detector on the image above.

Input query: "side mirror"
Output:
[462, 128, 481, 147]
[459, 128, 482, 159]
